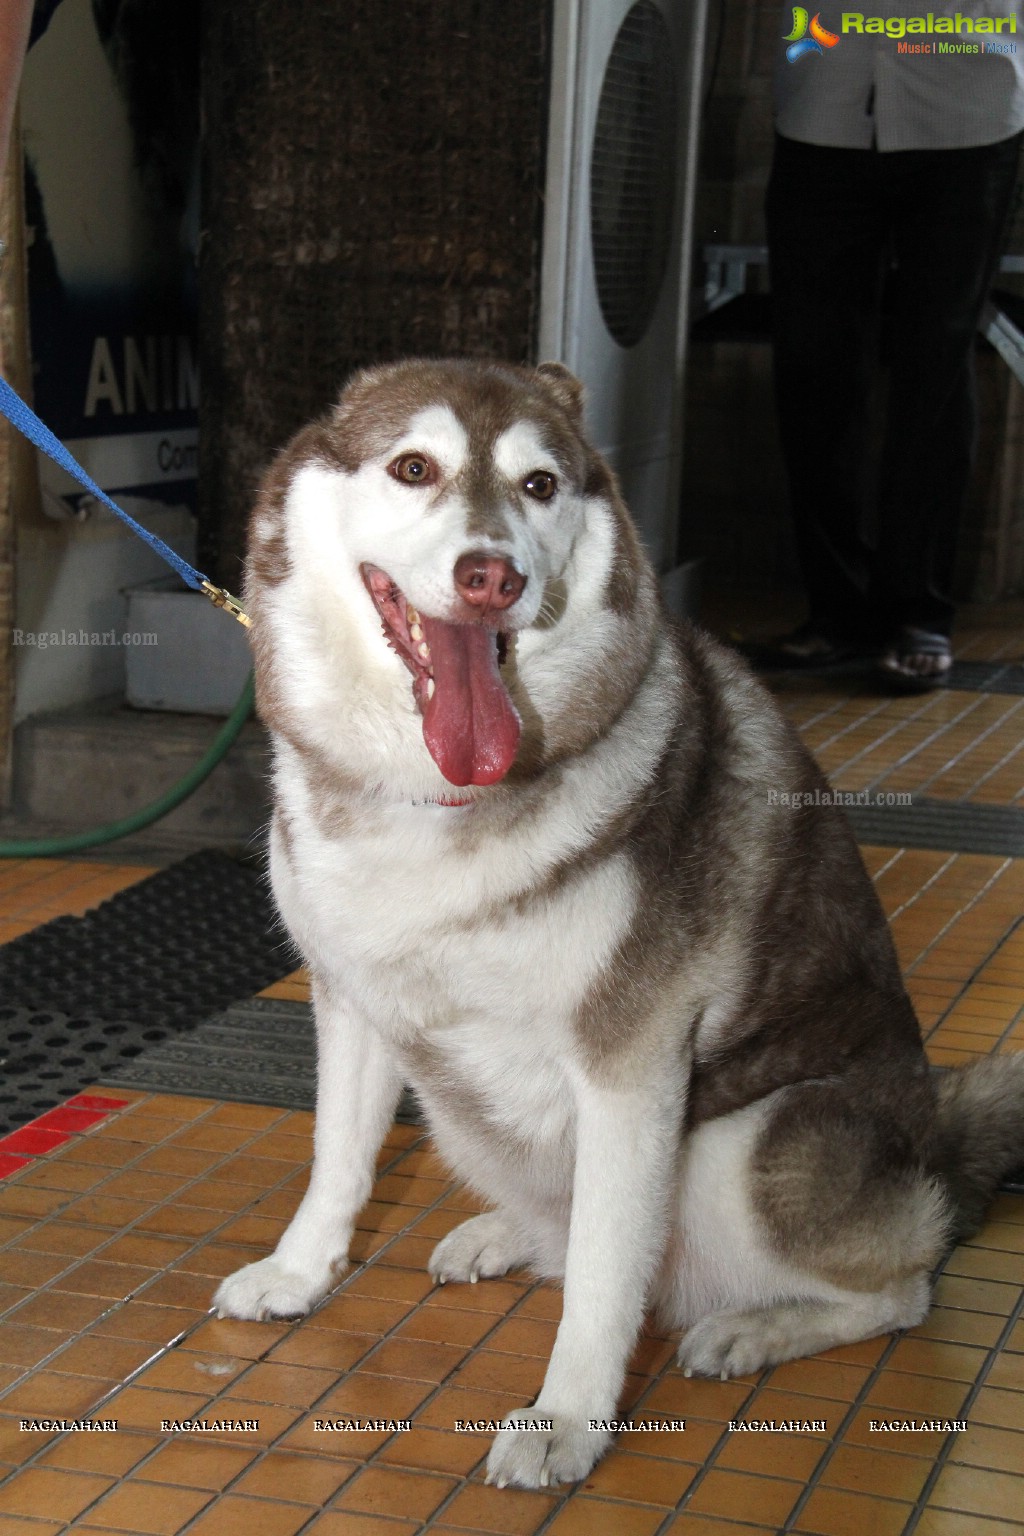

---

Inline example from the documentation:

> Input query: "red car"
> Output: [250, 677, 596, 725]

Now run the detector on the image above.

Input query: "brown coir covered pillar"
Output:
[199, 0, 551, 587]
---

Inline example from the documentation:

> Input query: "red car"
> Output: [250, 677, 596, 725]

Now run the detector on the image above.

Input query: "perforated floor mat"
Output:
[102, 996, 316, 1109]
[845, 797, 1024, 857]
[0, 852, 292, 1134]
[103, 996, 424, 1123]
[946, 659, 1024, 695]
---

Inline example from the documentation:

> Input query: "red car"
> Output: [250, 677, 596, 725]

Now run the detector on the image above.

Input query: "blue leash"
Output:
[0, 375, 250, 626]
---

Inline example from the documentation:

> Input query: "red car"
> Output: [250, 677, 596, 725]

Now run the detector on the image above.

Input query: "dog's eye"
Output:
[390, 453, 436, 486]
[523, 470, 557, 501]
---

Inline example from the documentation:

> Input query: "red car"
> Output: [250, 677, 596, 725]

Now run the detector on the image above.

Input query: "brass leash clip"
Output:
[201, 580, 253, 628]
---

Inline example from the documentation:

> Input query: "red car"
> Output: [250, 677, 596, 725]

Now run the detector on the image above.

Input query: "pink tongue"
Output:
[420, 618, 521, 786]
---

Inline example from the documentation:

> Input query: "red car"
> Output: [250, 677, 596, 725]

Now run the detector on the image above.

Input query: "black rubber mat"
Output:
[845, 797, 1024, 857]
[0, 852, 292, 1134]
[103, 997, 315, 1108]
[103, 996, 424, 1124]
[753, 654, 1024, 696]
[945, 659, 1024, 696]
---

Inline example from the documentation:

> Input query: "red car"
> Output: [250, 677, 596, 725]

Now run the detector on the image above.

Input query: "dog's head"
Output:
[246, 359, 658, 793]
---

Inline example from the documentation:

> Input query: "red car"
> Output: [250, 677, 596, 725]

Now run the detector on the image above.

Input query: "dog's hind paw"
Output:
[676, 1309, 786, 1380]
[213, 1257, 334, 1322]
[486, 1408, 608, 1489]
[428, 1211, 525, 1286]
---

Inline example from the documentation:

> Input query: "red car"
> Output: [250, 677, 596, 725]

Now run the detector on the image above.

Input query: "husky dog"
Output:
[215, 358, 1024, 1489]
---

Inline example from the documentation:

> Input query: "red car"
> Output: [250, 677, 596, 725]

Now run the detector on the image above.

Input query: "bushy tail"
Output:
[934, 1054, 1024, 1241]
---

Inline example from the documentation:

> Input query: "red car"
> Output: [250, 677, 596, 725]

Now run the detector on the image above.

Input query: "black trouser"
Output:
[765, 130, 1022, 642]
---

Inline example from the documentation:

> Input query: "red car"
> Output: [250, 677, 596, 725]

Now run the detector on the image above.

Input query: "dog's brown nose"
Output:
[453, 552, 526, 612]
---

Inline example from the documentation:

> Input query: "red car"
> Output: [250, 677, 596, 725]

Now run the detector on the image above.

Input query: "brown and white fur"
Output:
[214, 358, 1024, 1489]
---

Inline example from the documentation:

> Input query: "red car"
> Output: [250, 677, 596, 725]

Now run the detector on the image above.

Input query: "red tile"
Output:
[0, 1154, 32, 1179]
[0, 1128, 71, 1157]
[29, 1108, 109, 1134]
[66, 1094, 130, 1111]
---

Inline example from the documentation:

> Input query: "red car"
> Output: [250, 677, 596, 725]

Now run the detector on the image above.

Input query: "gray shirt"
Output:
[774, 2, 1024, 150]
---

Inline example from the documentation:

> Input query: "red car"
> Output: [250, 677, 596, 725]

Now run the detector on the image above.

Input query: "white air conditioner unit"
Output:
[538, 0, 708, 602]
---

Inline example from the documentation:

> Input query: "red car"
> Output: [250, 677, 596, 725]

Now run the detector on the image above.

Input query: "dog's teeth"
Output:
[407, 605, 420, 625]
[426, 677, 436, 700]
[409, 623, 424, 642]
[417, 642, 430, 661]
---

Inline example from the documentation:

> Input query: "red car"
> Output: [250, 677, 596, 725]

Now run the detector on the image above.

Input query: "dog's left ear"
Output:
[535, 361, 585, 424]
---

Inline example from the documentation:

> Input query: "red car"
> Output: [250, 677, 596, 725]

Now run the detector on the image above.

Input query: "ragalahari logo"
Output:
[784, 8, 841, 60]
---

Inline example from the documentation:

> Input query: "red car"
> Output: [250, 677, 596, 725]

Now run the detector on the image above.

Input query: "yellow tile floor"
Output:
[0, 602, 1021, 1535]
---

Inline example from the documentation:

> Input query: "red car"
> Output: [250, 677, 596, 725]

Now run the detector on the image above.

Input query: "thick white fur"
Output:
[214, 397, 923, 1490]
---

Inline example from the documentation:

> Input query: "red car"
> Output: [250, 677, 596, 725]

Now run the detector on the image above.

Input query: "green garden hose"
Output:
[0, 673, 255, 857]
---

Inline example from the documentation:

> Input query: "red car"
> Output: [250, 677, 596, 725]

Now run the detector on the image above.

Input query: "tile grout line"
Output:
[885, 851, 962, 927]
[781, 674, 1024, 813]
[774, 659, 1024, 812]
[855, 697, 1023, 802]
[0, 860, 151, 918]
[868, 846, 908, 886]
[909, 706, 1024, 804]
[778, 688, 870, 737]
[0, 1097, 313, 1357]
[2, 1094, 774, 1533]
[775, 1321, 949, 1536]
[796, 699, 925, 772]
[634, 1382, 768, 1536]
[56, 1133, 488, 1535]
[898, 1279, 1024, 1536]
[1, 1084, 1016, 1521]
[8, 1118, 560, 1535]
[901, 856, 1015, 979]
[921, 910, 1024, 1046]
[0, 1099, 423, 1481]
[803, 691, 982, 784]
[169, 1172, 566, 1536]
[6, 1122, 446, 1533]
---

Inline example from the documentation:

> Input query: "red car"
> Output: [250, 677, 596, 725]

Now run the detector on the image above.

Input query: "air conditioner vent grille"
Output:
[590, 0, 677, 349]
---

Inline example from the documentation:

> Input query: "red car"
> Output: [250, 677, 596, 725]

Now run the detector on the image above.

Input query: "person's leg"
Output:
[765, 134, 888, 651]
[872, 133, 1022, 681]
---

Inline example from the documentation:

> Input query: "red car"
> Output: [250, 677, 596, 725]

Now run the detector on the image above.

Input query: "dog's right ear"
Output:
[535, 361, 585, 424]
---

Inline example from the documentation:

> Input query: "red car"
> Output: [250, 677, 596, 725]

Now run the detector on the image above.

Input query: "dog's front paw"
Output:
[213, 1257, 335, 1322]
[677, 1309, 778, 1380]
[428, 1212, 524, 1286]
[486, 1407, 608, 1489]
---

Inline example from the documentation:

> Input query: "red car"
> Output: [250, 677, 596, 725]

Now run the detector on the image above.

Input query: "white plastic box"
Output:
[124, 577, 252, 715]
